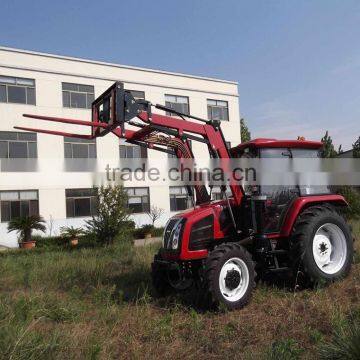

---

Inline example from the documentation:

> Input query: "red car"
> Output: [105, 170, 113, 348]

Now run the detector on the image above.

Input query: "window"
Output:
[62, 83, 94, 109]
[226, 141, 231, 149]
[211, 186, 232, 201]
[128, 90, 145, 100]
[165, 95, 189, 116]
[119, 139, 147, 158]
[0, 132, 37, 158]
[169, 186, 192, 211]
[126, 187, 150, 213]
[0, 75, 36, 105]
[0, 190, 39, 222]
[66, 188, 97, 218]
[207, 99, 229, 121]
[64, 137, 96, 158]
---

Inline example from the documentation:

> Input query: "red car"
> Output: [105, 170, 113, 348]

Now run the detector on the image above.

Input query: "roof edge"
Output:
[0, 46, 238, 85]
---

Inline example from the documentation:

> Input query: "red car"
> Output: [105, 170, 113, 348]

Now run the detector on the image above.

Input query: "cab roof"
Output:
[234, 138, 323, 151]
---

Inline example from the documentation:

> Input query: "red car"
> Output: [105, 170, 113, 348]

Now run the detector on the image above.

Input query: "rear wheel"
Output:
[290, 205, 353, 286]
[205, 243, 255, 310]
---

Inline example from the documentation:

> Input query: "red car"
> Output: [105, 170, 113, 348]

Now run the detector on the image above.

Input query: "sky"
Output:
[1, 0, 359, 150]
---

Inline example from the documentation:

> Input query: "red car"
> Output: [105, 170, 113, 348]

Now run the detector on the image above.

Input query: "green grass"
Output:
[0, 221, 359, 359]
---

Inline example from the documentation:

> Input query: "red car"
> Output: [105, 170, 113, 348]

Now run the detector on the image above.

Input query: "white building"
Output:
[0, 46, 241, 247]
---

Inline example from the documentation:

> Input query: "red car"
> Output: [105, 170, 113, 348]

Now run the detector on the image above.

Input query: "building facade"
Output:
[0, 47, 241, 247]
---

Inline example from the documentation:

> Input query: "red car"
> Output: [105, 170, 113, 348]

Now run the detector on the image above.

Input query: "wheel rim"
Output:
[219, 257, 249, 302]
[312, 223, 347, 275]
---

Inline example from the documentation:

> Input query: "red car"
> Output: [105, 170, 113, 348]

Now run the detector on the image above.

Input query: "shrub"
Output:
[60, 226, 85, 239]
[334, 186, 360, 219]
[86, 185, 131, 245]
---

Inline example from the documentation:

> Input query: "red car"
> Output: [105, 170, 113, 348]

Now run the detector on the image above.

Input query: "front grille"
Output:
[189, 215, 214, 250]
[163, 218, 180, 249]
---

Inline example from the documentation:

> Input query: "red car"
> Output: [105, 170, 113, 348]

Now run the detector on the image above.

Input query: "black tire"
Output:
[205, 243, 256, 310]
[290, 204, 353, 286]
[151, 252, 172, 296]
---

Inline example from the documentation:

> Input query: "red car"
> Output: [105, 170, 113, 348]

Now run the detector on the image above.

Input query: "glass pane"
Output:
[1, 201, 10, 222]
[64, 143, 72, 158]
[7, 86, 26, 104]
[126, 146, 134, 158]
[0, 76, 15, 84]
[176, 96, 188, 104]
[0, 192, 19, 201]
[90, 197, 98, 215]
[72, 144, 89, 158]
[0, 132, 17, 140]
[135, 188, 148, 196]
[212, 107, 222, 120]
[128, 196, 141, 204]
[16, 78, 35, 86]
[126, 188, 135, 196]
[170, 197, 176, 211]
[28, 142, 37, 158]
[62, 91, 70, 107]
[20, 201, 30, 217]
[0, 85, 6, 102]
[165, 95, 176, 102]
[133, 146, 141, 158]
[66, 198, 74, 217]
[207, 99, 216, 105]
[207, 106, 212, 120]
[78, 84, 94, 93]
[20, 191, 38, 200]
[10, 201, 20, 219]
[0, 141, 8, 158]
[29, 200, 39, 216]
[217, 100, 227, 107]
[89, 144, 96, 158]
[170, 187, 181, 195]
[25, 87, 35, 105]
[129, 90, 145, 100]
[70, 92, 87, 108]
[86, 93, 94, 109]
[62, 83, 78, 91]
[119, 145, 126, 158]
[18, 132, 36, 141]
[74, 198, 91, 217]
[9, 142, 28, 158]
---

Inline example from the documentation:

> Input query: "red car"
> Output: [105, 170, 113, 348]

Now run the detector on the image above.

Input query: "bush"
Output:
[86, 185, 132, 245]
[334, 186, 360, 219]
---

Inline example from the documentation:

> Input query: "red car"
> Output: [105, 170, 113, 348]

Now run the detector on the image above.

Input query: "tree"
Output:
[352, 136, 360, 158]
[146, 205, 165, 227]
[320, 131, 337, 158]
[240, 118, 251, 143]
[7, 215, 46, 243]
[86, 185, 131, 245]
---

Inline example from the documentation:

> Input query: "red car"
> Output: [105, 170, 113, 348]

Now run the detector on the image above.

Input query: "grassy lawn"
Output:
[0, 222, 359, 360]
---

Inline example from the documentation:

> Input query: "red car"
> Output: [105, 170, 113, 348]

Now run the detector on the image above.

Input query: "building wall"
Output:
[0, 47, 240, 247]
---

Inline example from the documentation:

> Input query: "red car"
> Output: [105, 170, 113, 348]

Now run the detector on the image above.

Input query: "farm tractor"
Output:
[17, 82, 354, 310]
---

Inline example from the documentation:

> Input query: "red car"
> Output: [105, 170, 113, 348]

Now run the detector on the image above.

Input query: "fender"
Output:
[280, 194, 348, 237]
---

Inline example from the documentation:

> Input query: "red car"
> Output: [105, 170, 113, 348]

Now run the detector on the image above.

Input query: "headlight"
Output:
[170, 220, 183, 250]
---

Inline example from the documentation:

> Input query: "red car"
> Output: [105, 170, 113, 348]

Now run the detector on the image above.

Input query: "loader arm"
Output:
[16, 81, 243, 205]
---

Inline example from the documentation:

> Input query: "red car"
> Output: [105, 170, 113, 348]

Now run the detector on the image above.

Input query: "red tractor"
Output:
[18, 81, 354, 310]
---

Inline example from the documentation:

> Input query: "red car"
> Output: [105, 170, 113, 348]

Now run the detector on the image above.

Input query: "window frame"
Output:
[169, 186, 192, 212]
[64, 137, 97, 159]
[125, 187, 150, 213]
[0, 75, 36, 105]
[65, 188, 98, 218]
[165, 94, 190, 117]
[0, 132, 37, 159]
[0, 190, 39, 222]
[62, 82, 95, 109]
[207, 99, 229, 121]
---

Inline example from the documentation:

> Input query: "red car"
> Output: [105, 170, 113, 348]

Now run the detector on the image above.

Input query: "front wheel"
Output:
[205, 243, 256, 310]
